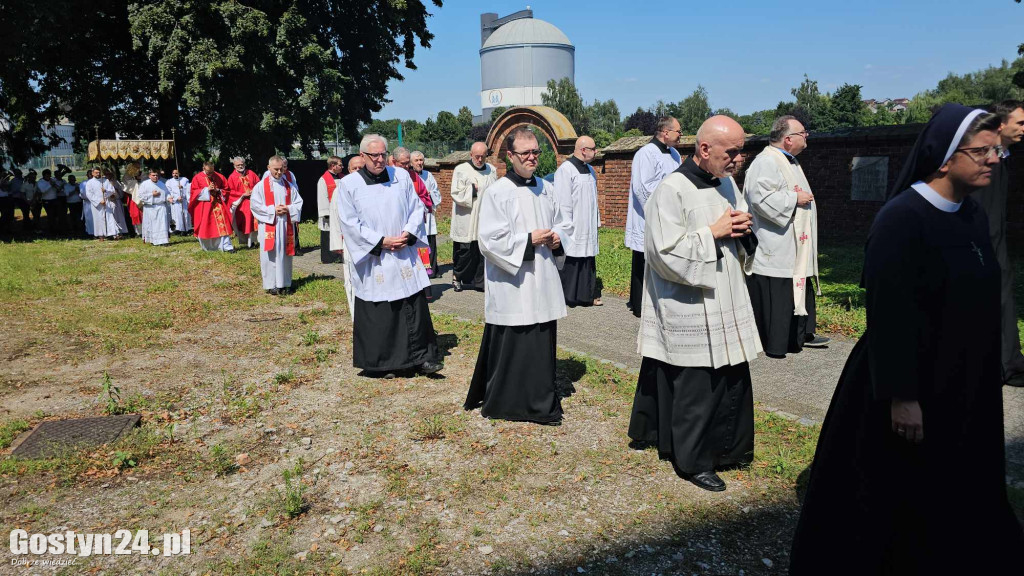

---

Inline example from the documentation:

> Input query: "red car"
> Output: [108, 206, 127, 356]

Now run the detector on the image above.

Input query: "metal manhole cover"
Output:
[10, 414, 141, 459]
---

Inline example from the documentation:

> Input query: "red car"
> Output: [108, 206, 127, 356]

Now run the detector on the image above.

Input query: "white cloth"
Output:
[624, 141, 681, 252]
[418, 170, 442, 236]
[316, 173, 340, 231]
[335, 167, 430, 302]
[139, 180, 171, 245]
[552, 157, 601, 258]
[166, 177, 191, 231]
[477, 175, 571, 326]
[251, 176, 303, 289]
[450, 162, 497, 243]
[198, 236, 234, 251]
[122, 178, 141, 206]
[37, 179, 56, 201]
[912, 181, 962, 212]
[328, 186, 356, 319]
[637, 171, 762, 368]
[80, 182, 93, 234]
[64, 182, 81, 203]
[106, 180, 129, 234]
[745, 146, 819, 280]
[85, 178, 121, 237]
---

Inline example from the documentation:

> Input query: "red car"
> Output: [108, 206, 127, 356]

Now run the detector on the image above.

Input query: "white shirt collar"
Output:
[1001, 147, 1011, 159]
[911, 181, 961, 213]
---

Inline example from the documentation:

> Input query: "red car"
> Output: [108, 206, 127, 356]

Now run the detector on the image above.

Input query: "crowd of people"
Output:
[1, 99, 1022, 572]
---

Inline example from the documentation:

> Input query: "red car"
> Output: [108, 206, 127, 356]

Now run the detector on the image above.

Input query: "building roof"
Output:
[481, 18, 573, 49]
[601, 134, 698, 154]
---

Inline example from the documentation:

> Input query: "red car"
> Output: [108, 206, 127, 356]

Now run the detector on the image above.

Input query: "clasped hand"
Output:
[531, 229, 561, 250]
[383, 233, 411, 251]
[795, 185, 814, 206]
[891, 399, 924, 444]
[710, 209, 753, 239]
[274, 204, 288, 216]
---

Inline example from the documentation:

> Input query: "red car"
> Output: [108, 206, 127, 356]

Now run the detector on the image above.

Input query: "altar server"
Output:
[138, 168, 171, 246]
[450, 142, 497, 291]
[553, 135, 602, 307]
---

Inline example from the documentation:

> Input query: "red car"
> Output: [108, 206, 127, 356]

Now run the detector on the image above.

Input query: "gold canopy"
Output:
[87, 139, 174, 161]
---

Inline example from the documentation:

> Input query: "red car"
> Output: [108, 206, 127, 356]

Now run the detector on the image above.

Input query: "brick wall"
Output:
[428, 125, 1023, 243]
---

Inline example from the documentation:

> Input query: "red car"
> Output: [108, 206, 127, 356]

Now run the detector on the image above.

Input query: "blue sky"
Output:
[376, 0, 1023, 122]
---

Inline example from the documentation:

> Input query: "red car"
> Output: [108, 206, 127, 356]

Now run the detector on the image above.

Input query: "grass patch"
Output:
[0, 419, 31, 449]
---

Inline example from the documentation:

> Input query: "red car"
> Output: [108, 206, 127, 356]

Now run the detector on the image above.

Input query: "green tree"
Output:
[713, 108, 739, 120]
[585, 99, 621, 134]
[673, 85, 713, 134]
[737, 110, 776, 135]
[828, 83, 870, 128]
[541, 77, 587, 134]
[457, 106, 474, 137]
[0, 1, 443, 167]
[490, 106, 508, 122]
[789, 74, 834, 131]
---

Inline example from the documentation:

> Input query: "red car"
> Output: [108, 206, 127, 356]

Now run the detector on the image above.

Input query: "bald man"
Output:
[450, 142, 497, 291]
[628, 116, 762, 492]
[553, 136, 602, 307]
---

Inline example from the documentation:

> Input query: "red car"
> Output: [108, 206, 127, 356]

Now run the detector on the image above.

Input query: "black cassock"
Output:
[790, 190, 1023, 575]
[464, 321, 562, 424]
[352, 289, 438, 372]
[559, 255, 598, 307]
[746, 274, 816, 356]
[452, 241, 485, 290]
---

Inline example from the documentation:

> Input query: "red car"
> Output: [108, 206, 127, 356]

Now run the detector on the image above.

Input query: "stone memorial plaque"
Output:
[851, 156, 888, 202]
[10, 414, 141, 459]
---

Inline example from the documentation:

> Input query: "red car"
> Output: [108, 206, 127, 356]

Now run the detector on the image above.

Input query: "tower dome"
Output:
[479, 10, 575, 118]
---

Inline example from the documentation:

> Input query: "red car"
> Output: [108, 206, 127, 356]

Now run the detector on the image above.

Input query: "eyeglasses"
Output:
[787, 131, 809, 139]
[955, 145, 1005, 163]
[362, 152, 387, 160]
[510, 149, 542, 159]
[663, 128, 682, 135]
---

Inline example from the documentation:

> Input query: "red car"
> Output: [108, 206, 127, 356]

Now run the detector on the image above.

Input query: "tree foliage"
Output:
[0, 0, 443, 168]
[541, 77, 587, 134]
[623, 107, 658, 135]
[671, 85, 713, 134]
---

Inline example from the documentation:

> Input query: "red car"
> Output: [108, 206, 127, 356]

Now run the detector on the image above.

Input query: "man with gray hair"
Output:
[333, 134, 443, 377]
[744, 115, 828, 358]
[629, 116, 760, 492]
[226, 156, 259, 248]
[411, 150, 442, 278]
[450, 141, 497, 291]
[624, 116, 682, 316]
[251, 156, 303, 295]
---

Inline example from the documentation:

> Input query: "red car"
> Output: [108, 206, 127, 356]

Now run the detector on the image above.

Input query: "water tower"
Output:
[479, 8, 575, 120]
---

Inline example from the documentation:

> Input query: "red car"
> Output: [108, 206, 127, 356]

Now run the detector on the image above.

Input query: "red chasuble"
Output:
[263, 178, 295, 256]
[226, 169, 259, 235]
[321, 170, 337, 202]
[187, 171, 232, 239]
[128, 197, 143, 225]
[406, 168, 432, 212]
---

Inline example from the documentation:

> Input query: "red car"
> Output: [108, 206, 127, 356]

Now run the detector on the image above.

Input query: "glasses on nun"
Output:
[954, 145, 1005, 163]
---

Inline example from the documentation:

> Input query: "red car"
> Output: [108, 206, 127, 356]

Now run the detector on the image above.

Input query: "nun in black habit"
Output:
[789, 104, 1024, 575]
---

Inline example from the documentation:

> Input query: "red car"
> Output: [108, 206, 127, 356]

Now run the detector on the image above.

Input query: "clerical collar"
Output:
[470, 161, 488, 173]
[506, 170, 537, 188]
[567, 155, 590, 175]
[911, 181, 961, 213]
[772, 145, 800, 165]
[650, 138, 672, 154]
[359, 166, 391, 185]
[675, 156, 721, 189]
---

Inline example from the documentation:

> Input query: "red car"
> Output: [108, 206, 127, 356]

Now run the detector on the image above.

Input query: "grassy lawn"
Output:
[0, 232, 826, 575]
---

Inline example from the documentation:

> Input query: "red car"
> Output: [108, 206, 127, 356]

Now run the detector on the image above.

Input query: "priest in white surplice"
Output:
[629, 116, 762, 493]
[138, 169, 171, 246]
[465, 127, 572, 425]
[85, 168, 121, 239]
[335, 134, 443, 377]
[624, 117, 682, 316]
[166, 169, 191, 234]
[317, 155, 344, 264]
[250, 156, 303, 295]
[553, 135, 602, 307]
[411, 151, 442, 278]
[744, 115, 828, 358]
[450, 142, 497, 291]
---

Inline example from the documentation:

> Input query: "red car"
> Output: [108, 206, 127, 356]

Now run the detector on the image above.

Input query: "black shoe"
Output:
[452, 279, 463, 292]
[266, 288, 279, 296]
[628, 439, 652, 451]
[804, 334, 831, 347]
[765, 352, 786, 359]
[418, 361, 443, 375]
[688, 471, 726, 492]
[1005, 371, 1024, 387]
